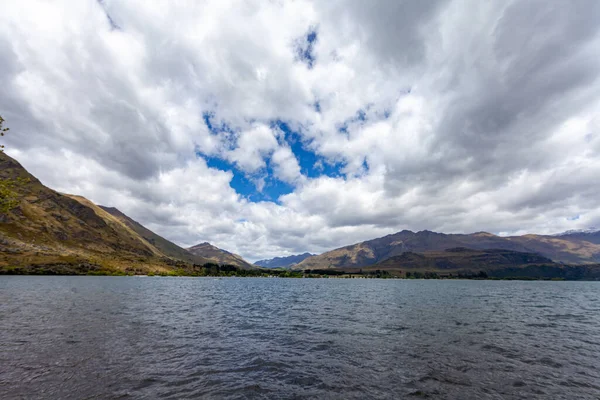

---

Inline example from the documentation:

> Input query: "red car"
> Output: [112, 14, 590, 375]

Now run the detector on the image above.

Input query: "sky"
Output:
[1, 0, 600, 262]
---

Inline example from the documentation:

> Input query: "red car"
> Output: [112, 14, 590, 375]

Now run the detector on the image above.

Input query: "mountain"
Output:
[554, 228, 599, 236]
[354, 248, 600, 280]
[99, 206, 208, 265]
[255, 252, 315, 269]
[374, 248, 553, 272]
[552, 229, 600, 245]
[0, 151, 212, 274]
[295, 229, 600, 269]
[503, 234, 600, 263]
[187, 242, 253, 269]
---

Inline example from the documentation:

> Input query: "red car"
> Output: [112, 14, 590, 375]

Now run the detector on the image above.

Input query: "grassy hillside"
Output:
[0, 152, 204, 274]
[296, 230, 600, 269]
[503, 234, 600, 263]
[100, 206, 209, 265]
[187, 242, 254, 269]
[375, 247, 553, 272]
[317, 248, 600, 280]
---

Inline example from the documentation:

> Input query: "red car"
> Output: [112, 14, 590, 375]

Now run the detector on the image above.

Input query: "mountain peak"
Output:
[189, 242, 213, 248]
[553, 228, 599, 236]
[187, 242, 252, 269]
[472, 231, 497, 237]
[294, 226, 600, 269]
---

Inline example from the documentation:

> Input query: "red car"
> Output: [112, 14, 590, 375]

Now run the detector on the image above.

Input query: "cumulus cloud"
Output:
[225, 124, 278, 173]
[1, 0, 600, 261]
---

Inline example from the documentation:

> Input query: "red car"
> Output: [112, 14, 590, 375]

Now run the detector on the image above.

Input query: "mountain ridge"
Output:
[98, 206, 210, 265]
[295, 229, 600, 269]
[336, 247, 600, 280]
[551, 229, 600, 245]
[187, 242, 253, 269]
[0, 151, 242, 273]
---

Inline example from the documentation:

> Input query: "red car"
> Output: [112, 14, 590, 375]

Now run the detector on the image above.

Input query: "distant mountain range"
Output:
[552, 229, 600, 244]
[0, 151, 253, 274]
[554, 228, 599, 236]
[254, 252, 315, 269]
[345, 248, 600, 280]
[295, 229, 600, 270]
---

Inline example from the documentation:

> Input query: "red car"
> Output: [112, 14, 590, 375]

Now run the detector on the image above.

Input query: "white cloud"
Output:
[1, 0, 600, 261]
[225, 124, 278, 173]
[271, 145, 303, 184]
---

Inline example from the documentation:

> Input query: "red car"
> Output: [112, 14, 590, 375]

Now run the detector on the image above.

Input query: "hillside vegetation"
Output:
[187, 242, 254, 269]
[0, 151, 249, 274]
[317, 248, 600, 280]
[296, 230, 600, 270]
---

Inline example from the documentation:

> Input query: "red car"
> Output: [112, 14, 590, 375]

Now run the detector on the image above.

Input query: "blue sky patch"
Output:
[314, 101, 321, 113]
[199, 147, 299, 203]
[201, 154, 294, 202]
[296, 27, 318, 69]
[203, 112, 236, 136]
[198, 117, 345, 203]
[336, 108, 368, 135]
[274, 120, 344, 179]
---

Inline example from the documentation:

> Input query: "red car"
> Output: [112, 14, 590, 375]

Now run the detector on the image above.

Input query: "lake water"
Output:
[1, 277, 600, 399]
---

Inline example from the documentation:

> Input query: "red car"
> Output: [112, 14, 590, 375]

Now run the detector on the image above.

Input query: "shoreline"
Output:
[2, 273, 597, 281]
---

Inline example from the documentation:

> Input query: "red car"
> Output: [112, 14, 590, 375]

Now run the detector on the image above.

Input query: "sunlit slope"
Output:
[187, 242, 254, 269]
[296, 230, 600, 269]
[100, 206, 210, 265]
[0, 151, 204, 272]
[361, 248, 600, 280]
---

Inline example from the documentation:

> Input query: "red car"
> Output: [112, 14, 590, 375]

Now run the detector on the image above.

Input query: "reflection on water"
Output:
[1, 277, 600, 399]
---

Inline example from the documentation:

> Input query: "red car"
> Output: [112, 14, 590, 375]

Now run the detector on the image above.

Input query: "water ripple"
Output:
[1, 277, 600, 399]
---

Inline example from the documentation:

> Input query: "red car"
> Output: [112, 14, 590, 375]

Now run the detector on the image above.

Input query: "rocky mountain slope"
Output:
[255, 252, 315, 269]
[374, 248, 553, 272]
[553, 229, 600, 245]
[0, 151, 213, 273]
[344, 248, 600, 280]
[99, 206, 208, 265]
[295, 229, 600, 269]
[187, 242, 253, 269]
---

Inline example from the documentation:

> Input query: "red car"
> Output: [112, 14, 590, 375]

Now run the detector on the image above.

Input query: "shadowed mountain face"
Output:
[255, 253, 315, 269]
[295, 230, 600, 269]
[187, 242, 253, 269]
[553, 230, 600, 245]
[352, 248, 600, 280]
[375, 248, 553, 271]
[0, 151, 212, 273]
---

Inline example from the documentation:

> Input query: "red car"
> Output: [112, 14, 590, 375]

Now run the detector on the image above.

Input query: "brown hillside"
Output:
[296, 229, 600, 269]
[187, 242, 254, 269]
[100, 206, 209, 265]
[0, 151, 207, 273]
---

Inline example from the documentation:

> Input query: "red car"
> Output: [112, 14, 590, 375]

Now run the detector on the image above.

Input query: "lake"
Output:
[1, 277, 600, 399]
